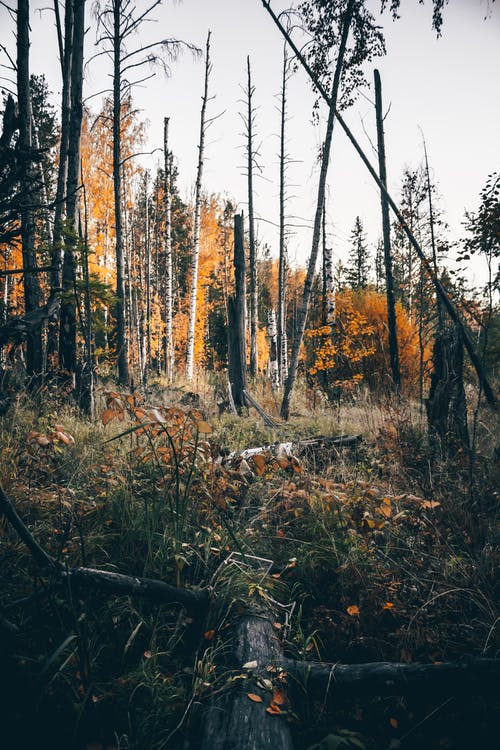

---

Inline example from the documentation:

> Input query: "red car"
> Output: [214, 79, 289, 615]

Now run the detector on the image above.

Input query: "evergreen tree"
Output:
[346, 216, 370, 290]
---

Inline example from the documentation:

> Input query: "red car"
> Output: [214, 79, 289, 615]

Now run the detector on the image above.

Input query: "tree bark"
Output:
[47, 0, 74, 366]
[374, 68, 400, 392]
[280, 0, 355, 420]
[200, 615, 294, 750]
[164, 116, 174, 381]
[246, 56, 259, 377]
[17, 0, 42, 378]
[284, 657, 500, 698]
[186, 31, 211, 381]
[113, 0, 129, 385]
[227, 213, 248, 411]
[278, 47, 288, 386]
[59, 0, 85, 376]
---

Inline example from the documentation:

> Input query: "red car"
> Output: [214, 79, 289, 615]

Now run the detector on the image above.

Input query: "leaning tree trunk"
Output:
[246, 55, 259, 377]
[278, 46, 288, 386]
[374, 68, 400, 392]
[163, 116, 174, 382]
[262, 2, 497, 408]
[59, 0, 85, 376]
[281, 0, 355, 420]
[113, 0, 129, 385]
[17, 0, 42, 378]
[186, 31, 211, 382]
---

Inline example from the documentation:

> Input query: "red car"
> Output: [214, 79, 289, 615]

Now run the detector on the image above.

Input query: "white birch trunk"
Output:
[164, 116, 174, 381]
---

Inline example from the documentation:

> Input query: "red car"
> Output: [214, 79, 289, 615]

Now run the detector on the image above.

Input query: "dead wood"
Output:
[200, 614, 294, 750]
[283, 657, 500, 698]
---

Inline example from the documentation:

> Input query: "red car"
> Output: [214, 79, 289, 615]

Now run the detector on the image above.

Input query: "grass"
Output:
[0, 378, 498, 749]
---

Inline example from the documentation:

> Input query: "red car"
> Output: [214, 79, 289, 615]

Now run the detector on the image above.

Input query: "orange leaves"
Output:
[28, 426, 75, 447]
[347, 605, 360, 617]
[247, 693, 263, 703]
[252, 453, 267, 476]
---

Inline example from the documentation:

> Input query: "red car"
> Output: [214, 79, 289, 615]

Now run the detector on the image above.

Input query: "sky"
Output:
[1, 0, 499, 285]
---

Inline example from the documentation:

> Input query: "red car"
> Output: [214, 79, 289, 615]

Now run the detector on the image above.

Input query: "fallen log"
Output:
[227, 433, 361, 462]
[0, 485, 208, 613]
[0, 294, 60, 347]
[200, 614, 294, 750]
[284, 657, 500, 698]
[68, 567, 209, 612]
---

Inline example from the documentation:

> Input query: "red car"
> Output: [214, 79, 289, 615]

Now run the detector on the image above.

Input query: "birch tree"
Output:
[95, 0, 196, 385]
[163, 116, 174, 381]
[243, 56, 259, 377]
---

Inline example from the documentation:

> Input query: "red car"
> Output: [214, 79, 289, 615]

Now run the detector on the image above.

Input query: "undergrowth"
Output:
[0, 382, 498, 750]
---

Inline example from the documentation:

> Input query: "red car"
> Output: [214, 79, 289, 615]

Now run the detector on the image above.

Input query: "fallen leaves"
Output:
[247, 692, 263, 703]
[347, 605, 360, 617]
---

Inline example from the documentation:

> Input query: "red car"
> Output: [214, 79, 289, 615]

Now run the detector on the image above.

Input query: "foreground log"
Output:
[68, 567, 209, 612]
[284, 657, 500, 698]
[201, 614, 294, 750]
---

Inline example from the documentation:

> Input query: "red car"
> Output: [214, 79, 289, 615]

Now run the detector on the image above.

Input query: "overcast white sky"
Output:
[1, 0, 499, 285]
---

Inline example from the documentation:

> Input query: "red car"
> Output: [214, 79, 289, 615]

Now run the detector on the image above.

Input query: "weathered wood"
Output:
[200, 615, 294, 750]
[69, 567, 209, 612]
[284, 657, 500, 698]
[227, 213, 248, 410]
[227, 434, 361, 462]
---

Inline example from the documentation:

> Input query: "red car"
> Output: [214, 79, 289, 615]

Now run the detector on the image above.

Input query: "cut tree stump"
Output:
[200, 614, 294, 750]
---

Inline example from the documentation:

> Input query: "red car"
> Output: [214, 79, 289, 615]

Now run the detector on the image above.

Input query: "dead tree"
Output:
[96, 0, 195, 386]
[244, 55, 259, 377]
[59, 0, 85, 376]
[163, 116, 174, 381]
[278, 45, 290, 386]
[227, 213, 247, 411]
[17, 0, 42, 377]
[47, 0, 74, 364]
[261, 0, 497, 409]
[426, 322, 470, 453]
[280, 0, 356, 420]
[374, 68, 400, 392]
[186, 31, 211, 382]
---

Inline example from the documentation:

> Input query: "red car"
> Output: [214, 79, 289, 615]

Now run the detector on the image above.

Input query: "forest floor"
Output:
[0, 376, 498, 750]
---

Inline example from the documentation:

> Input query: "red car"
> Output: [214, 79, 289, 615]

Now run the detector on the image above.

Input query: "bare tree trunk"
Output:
[79, 176, 94, 416]
[374, 68, 400, 392]
[227, 213, 247, 410]
[281, 0, 355, 420]
[144, 172, 151, 384]
[47, 0, 73, 366]
[164, 116, 174, 382]
[17, 0, 42, 378]
[113, 0, 129, 385]
[278, 46, 288, 386]
[59, 0, 85, 376]
[246, 56, 258, 377]
[186, 31, 211, 382]
[422, 135, 444, 333]
[322, 198, 335, 325]
[262, 0, 497, 409]
[267, 308, 279, 389]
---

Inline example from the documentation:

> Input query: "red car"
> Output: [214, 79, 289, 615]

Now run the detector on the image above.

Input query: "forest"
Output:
[0, 0, 498, 749]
